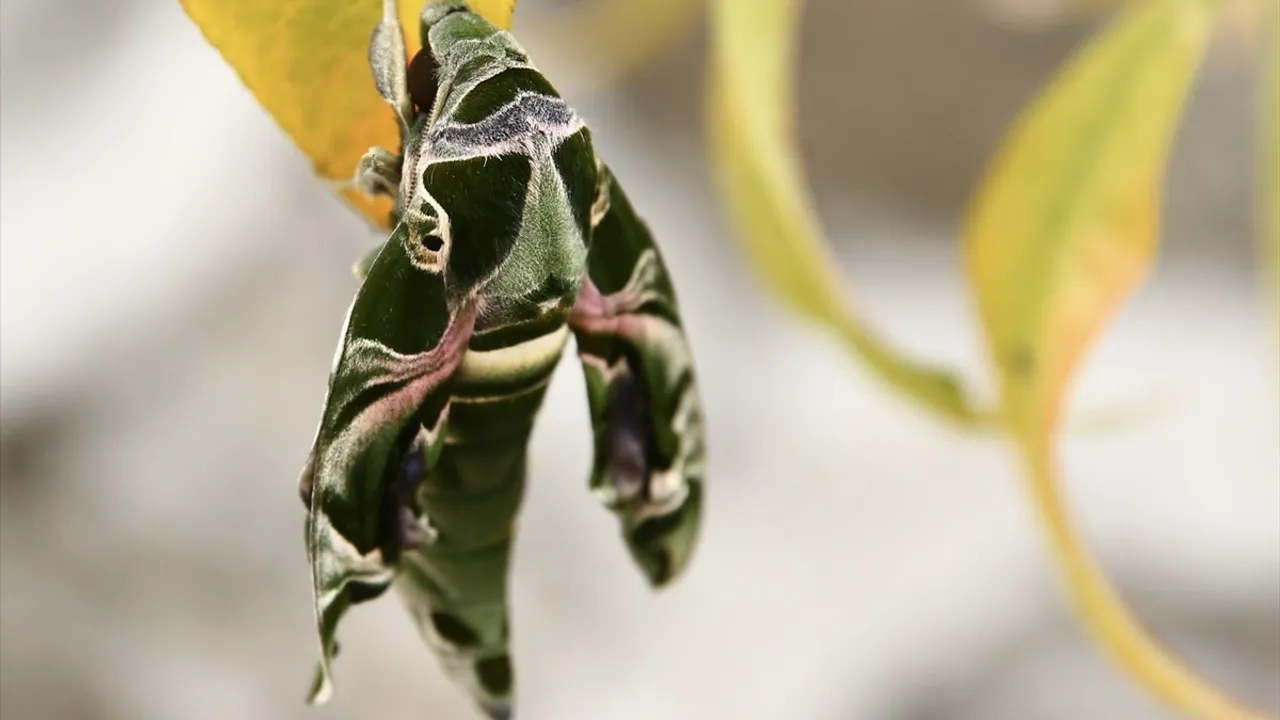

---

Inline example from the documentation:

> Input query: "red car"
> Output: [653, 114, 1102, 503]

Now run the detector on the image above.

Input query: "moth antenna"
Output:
[369, 0, 414, 133]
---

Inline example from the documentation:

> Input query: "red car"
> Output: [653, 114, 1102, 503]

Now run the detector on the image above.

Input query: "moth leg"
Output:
[354, 146, 403, 199]
[349, 0, 412, 282]
[349, 145, 402, 281]
[569, 162, 706, 587]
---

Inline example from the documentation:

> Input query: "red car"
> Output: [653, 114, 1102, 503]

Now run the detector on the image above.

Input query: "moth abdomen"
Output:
[395, 384, 546, 720]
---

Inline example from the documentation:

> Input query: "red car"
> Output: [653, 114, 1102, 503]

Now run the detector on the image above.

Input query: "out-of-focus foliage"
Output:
[707, 0, 988, 426]
[706, 0, 1274, 717]
[463, 0, 515, 27]
[964, 1, 1268, 718]
[177, 0, 514, 229]
[522, 0, 702, 94]
[980, 0, 1141, 28]
[1264, 3, 1280, 360]
[178, 1, 1278, 719]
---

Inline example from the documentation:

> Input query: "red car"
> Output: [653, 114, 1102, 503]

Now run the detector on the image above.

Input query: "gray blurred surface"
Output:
[1, 1, 1277, 719]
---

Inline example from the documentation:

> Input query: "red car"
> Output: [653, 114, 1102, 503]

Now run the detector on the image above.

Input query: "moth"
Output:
[296, 2, 706, 717]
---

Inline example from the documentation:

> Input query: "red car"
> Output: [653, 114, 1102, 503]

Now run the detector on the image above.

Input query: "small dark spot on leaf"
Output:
[430, 612, 481, 647]
[1006, 347, 1035, 376]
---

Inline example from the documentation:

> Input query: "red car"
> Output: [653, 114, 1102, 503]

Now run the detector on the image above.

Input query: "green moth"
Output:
[297, 2, 706, 717]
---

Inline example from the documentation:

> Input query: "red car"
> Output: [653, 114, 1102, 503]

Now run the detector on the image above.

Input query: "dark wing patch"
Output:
[453, 68, 560, 125]
[423, 153, 532, 291]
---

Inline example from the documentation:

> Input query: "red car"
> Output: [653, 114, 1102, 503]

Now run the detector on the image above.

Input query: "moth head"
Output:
[389, 4, 537, 296]
[419, 3, 530, 94]
[375, 2, 530, 133]
[420, 3, 518, 49]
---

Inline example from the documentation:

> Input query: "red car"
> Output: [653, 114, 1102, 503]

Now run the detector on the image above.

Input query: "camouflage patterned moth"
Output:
[296, 2, 706, 717]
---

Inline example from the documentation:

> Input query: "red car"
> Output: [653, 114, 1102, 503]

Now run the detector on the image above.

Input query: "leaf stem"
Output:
[1025, 443, 1274, 720]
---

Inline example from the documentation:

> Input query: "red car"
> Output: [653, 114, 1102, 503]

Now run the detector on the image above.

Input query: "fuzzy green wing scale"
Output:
[300, 3, 703, 719]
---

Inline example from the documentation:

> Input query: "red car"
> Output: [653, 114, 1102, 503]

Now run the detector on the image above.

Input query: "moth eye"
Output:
[421, 235, 444, 253]
[407, 46, 441, 112]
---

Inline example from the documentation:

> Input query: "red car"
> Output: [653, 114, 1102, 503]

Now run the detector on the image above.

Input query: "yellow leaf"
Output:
[179, 0, 517, 230]
[965, 0, 1270, 718]
[707, 0, 989, 427]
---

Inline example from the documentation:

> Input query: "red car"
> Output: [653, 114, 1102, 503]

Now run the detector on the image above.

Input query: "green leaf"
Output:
[963, 1, 1267, 717]
[707, 0, 989, 427]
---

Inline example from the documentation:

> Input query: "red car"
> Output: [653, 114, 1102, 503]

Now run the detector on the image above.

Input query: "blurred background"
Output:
[1, 0, 1277, 718]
